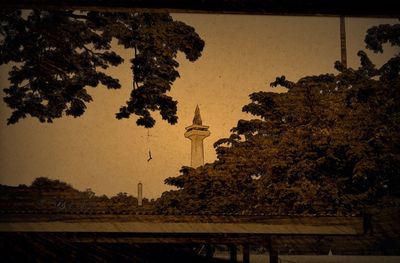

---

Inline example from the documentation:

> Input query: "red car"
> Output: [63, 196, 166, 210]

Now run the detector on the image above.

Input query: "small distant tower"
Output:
[184, 105, 210, 168]
[137, 182, 143, 207]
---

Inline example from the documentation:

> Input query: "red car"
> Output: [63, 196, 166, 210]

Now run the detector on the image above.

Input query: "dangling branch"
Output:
[146, 128, 152, 162]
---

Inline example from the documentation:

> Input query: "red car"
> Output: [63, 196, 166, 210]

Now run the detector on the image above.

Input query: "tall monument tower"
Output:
[185, 105, 210, 168]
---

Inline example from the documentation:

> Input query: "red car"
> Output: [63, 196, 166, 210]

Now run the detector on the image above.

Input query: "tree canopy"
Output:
[157, 22, 400, 215]
[0, 10, 204, 127]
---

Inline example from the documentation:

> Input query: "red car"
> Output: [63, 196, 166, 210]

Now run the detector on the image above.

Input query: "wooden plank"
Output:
[0, 213, 363, 224]
[0, 0, 398, 17]
[0, 221, 363, 235]
[19, 234, 272, 244]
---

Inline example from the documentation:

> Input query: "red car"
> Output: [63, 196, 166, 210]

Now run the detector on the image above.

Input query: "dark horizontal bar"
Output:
[0, 220, 363, 235]
[0, 0, 399, 17]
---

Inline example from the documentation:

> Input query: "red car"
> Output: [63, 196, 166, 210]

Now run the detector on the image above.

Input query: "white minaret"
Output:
[184, 105, 210, 168]
[137, 182, 143, 206]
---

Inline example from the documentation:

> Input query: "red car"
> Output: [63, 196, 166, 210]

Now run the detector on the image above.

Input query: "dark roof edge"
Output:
[1, 0, 399, 18]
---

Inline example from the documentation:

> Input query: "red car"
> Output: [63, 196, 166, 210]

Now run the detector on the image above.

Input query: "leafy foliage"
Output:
[0, 10, 204, 126]
[157, 23, 400, 215]
[30, 177, 74, 190]
[157, 166, 257, 214]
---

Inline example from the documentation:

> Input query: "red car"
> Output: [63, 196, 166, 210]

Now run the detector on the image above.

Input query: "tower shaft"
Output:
[186, 131, 209, 168]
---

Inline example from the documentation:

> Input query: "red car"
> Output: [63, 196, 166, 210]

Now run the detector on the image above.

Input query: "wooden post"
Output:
[242, 244, 250, 263]
[229, 244, 237, 263]
[205, 244, 213, 259]
[268, 236, 278, 263]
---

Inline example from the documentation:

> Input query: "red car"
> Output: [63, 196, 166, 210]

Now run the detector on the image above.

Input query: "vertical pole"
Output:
[340, 16, 347, 68]
[242, 244, 250, 263]
[229, 244, 237, 263]
[269, 236, 278, 263]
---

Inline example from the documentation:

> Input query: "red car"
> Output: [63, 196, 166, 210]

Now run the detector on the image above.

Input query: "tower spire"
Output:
[193, 105, 202, 125]
[185, 105, 210, 168]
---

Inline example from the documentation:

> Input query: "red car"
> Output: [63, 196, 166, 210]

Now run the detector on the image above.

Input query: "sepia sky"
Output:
[0, 14, 398, 199]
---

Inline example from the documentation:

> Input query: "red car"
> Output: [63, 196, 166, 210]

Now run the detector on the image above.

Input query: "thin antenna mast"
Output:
[340, 16, 347, 68]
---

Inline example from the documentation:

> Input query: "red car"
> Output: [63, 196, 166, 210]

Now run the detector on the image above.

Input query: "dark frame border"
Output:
[1, 0, 399, 17]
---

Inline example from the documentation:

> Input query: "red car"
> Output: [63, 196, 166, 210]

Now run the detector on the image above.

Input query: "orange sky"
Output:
[0, 14, 398, 199]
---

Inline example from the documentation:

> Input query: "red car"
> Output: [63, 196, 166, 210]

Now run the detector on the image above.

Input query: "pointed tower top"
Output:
[192, 105, 202, 125]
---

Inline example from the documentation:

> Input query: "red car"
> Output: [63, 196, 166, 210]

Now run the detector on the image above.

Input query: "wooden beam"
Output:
[0, 214, 363, 225]
[65, 236, 273, 244]
[0, 0, 398, 17]
[0, 221, 363, 235]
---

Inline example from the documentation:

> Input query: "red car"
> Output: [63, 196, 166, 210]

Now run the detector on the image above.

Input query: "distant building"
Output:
[184, 105, 210, 168]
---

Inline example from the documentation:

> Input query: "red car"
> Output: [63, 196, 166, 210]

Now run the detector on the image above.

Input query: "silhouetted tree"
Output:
[30, 177, 74, 190]
[158, 22, 400, 215]
[0, 10, 204, 127]
[0, 177, 157, 213]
